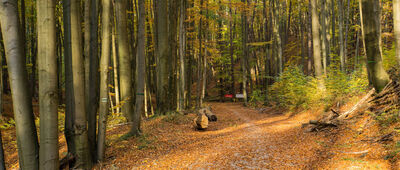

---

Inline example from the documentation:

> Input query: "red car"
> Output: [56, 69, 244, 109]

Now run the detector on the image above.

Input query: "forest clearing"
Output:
[3, 0, 400, 169]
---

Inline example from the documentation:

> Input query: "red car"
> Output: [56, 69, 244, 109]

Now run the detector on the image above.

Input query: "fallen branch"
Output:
[337, 150, 370, 154]
[338, 89, 375, 120]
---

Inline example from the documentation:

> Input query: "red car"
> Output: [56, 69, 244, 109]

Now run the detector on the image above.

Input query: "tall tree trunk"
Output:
[307, 1, 313, 75]
[131, 0, 145, 136]
[311, 0, 323, 79]
[37, 0, 59, 168]
[338, 0, 345, 72]
[63, 0, 75, 158]
[321, 0, 328, 74]
[70, 0, 92, 168]
[112, 27, 120, 114]
[242, 0, 248, 105]
[97, 0, 112, 161]
[86, 0, 100, 162]
[178, 0, 186, 111]
[359, 0, 389, 92]
[168, 0, 178, 110]
[394, 0, 400, 65]
[229, 0, 235, 95]
[0, 1, 39, 169]
[116, 0, 133, 121]
[197, 0, 204, 108]
[0, 25, 5, 170]
[155, 0, 170, 114]
[84, 0, 91, 108]
[272, 0, 283, 74]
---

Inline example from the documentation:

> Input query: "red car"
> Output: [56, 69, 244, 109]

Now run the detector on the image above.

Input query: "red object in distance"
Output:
[224, 94, 234, 98]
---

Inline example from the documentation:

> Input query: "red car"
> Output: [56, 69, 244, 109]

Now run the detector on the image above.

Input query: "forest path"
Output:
[99, 102, 390, 169]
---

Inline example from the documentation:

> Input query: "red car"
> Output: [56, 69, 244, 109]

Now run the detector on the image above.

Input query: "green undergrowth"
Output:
[266, 65, 368, 111]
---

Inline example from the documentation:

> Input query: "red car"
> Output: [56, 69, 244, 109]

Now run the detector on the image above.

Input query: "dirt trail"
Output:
[101, 103, 367, 169]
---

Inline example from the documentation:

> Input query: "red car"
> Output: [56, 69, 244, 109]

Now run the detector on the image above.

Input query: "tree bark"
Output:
[359, 0, 390, 92]
[87, 0, 100, 162]
[178, 0, 186, 111]
[229, 0, 235, 95]
[311, 0, 323, 80]
[394, 0, 400, 65]
[197, 0, 204, 108]
[321, 0, 329, 74]
[116, 0, 133, 121]
[37, 0, 59, 168]
[338, 0, 345, 72]
[131, 0, 145, 136]
[156, 0, 170, 114]
[97, 0, 112, 161]
[63, 0, 75, 158]
[70, 0, 92, 168]
[242, 0, 248, 105]
[0, 27, 5, 170]
[0, 0, 39, 169]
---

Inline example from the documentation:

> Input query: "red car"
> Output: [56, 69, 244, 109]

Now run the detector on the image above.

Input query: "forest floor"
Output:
[97, 101, 394, 169]
[2, 101, 397, 169]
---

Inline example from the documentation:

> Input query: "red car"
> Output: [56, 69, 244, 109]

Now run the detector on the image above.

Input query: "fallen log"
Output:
[199, 107, 217, 122]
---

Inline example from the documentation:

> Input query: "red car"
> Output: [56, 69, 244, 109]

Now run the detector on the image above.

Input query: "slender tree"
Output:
[359, 0, 389, 92]
[0, 0, 39, 169]
[178, 0, 186, 111]
[0, 32, 4, 170]
[132, 0, 146, 135]
[338, 0, 345, 72]
[37, 0, 59, 168]
[394, 0, 400, 65]
[97, 0, 112, 161]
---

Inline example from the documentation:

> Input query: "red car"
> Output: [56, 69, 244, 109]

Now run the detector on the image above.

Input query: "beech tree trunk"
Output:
[97, 0, 112, 161]
[131, 0, 145, 136]
[70, 0, 92, 168]
[394, 0, 400, 65]
[178, 0, 186, 111]
[0, 1, 39, 169]
[37, 0, 59, 168]
[311, 0, 323, 79]
[116, 0, 134, 121]
[156, 0, 170, 114]
[87, 0, 99, 161]
[338, 0, 345, 72]
[359, 0, 390, 92]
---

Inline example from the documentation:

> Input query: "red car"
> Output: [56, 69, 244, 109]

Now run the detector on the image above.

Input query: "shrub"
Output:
[268, 66, 368, 110]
